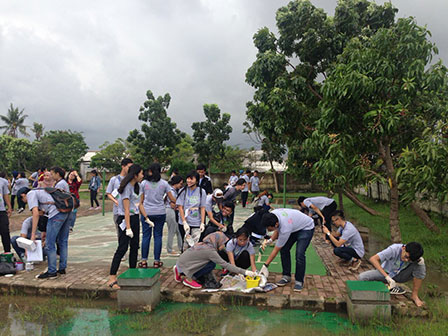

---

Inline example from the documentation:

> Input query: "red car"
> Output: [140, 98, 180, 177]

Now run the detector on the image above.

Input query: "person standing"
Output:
[107, 164, 145, 289]
[88, 170, 101, 210]
[228, 170, 238, 187]
[139, 163, 174, 268]
[259, 208, 315, 292]
[176, 171, 207, 250]
[106, 158, 134, 237]
[0, 172, 12, 253]
[197, 164, 213, 195]
[240, 170, 251, 207]
[66, 169, 82, 231]
[249, 170, 261, 201]
[165, 175, 184, 256]
[12, 172, 29, 213]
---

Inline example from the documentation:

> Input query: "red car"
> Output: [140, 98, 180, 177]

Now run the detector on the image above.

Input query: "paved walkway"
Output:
[2, 206, 426, 317]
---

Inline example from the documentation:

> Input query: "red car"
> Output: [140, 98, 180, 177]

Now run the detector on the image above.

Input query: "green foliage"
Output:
[168, 158, 195, 178]
[210, 145, 245, 173]
[170, 134, 195, 163]
[127, 90, 183, 167]
[31, 122, 44, 140]
[0, 103, 29, 138]
[39, 130, 89, 170]
[191, 104, 232, 168]
[90, 138, 129, 173]
[0, 136, 34, 172]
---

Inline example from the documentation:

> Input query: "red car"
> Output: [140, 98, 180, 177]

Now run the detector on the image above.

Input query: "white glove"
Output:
[126, 228, 134, 238]
[145, 217, 155, 227]
[220, 226, 227, 232]
[200, 223, 205, 232]
[245, 270, 257, 277]
[260, 264, 269, 278]
[183, 221, 190, 234]
[261, 238, 272, 251]
[385, 275, 396, 288]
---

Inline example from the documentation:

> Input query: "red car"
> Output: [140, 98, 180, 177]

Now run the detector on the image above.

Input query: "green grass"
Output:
[273, 192, 448, 273]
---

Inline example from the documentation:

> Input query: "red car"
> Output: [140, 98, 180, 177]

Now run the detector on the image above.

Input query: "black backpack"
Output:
[40, 187, 80, 213]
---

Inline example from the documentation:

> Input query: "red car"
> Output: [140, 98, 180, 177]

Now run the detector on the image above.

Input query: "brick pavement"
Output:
[0, 231, 427, 316]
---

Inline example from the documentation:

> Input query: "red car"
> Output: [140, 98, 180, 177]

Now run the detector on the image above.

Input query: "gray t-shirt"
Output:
[241, 175, 250, 192]
[117, 183, 141, 216]
[106, 175, 124, 215]
[303, 196, 334, 210]
[205, 194, 218, 213]
[54, 179, 70, 192]
[141, 179, 171, 216]
[250, 176, 260, 192]
[20, 216, 42, 239]
[13, 178, 29, 194]
[27, 189, 59, 219]
[176, 187, 207, 227]
[257, 195, 270, 207]
[228, 175, 238, 186]
[377, 244, 411, 278]
[273, 208, 314, 248]
[0, 178, 9, 211]
[223, 186, 240, 203]
[226, 238, 255, 258]
[165, 187, 177, 209]
[337, 221, 365, 258]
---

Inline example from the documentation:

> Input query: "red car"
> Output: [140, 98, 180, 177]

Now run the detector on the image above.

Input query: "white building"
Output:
[79, 150, 99, 179]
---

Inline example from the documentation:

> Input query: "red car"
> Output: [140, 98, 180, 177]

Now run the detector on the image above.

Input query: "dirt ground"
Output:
[8, 199, 114, 232]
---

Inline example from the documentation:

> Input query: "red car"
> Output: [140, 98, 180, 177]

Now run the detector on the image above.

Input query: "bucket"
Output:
[15, 262, 24, 271]
[245, 276, 260, 289]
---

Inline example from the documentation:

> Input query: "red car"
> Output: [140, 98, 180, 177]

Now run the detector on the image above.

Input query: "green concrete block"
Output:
[346, 281, 390, 302]
[118, 268, 160, 287]
[347, 298, 391, 323]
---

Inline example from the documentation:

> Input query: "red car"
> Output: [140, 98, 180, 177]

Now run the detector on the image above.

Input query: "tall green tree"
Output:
[128, 90, 183, 168]
[31, 122, 45, 140]
[0, 103, 29, 137]
[191, 104, 232, 171]
[90, 138, 130, 173]
[40, 130, 89, 170]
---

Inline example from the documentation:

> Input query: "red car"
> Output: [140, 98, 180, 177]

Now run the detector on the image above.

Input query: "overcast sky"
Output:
[0, 0, 446, 150]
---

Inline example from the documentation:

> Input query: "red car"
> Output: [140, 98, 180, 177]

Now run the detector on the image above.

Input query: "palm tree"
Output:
[31, 122, 45, 140]
[0, 103, 29, 137]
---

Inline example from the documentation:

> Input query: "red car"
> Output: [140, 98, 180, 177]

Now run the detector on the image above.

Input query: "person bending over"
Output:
[359, 242, 425, 307]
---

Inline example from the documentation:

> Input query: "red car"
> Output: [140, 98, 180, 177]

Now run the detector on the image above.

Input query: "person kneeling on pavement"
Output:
[173, 231, 256, 290]
[359, 242, 425, 307]
[11, 215, 47, 261]
[323, 210, 364, 271]
[219, 227, 257, 276]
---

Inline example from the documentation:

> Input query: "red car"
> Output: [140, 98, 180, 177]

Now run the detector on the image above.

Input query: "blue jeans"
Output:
[46, 212, 71, 274]
[141, 214, 166, 262]
[68, 210, 77, 229]
[280, 228, 314, 284]
[193, 261, 216, 279]
[11, 236, 25, 259]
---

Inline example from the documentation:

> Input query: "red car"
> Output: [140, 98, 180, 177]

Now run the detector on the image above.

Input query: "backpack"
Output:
[40, 187, 80, 213]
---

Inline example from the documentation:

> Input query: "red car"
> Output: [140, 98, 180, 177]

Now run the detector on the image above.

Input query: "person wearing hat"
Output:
[200, 189, 226, 238]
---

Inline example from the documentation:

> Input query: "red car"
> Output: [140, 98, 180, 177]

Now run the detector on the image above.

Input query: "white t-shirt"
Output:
[228, 175, 238, 186]
[54, 179, 70, 192]
[141, 179, 171, 216]
[20, 216, 42, 239]
[106, 175, 124, 215]
[0, 178, 9, 211]
[303, 196, 334, 210]
[117, 183, 141, 216]
[27, 189, 59, 219]
[176, 187, 207, 227]
[241, 175, 250, 192]
[226, 238, 255, 258]
[272, 208, 314, 248]
[337, 221, 365, 258]
[250, 176, 260, 192]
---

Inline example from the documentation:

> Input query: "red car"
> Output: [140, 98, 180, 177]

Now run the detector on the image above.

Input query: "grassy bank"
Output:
[272, 192, 448, 273]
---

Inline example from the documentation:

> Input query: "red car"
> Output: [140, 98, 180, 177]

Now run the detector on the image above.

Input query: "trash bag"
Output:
[0, 262, 16, 276]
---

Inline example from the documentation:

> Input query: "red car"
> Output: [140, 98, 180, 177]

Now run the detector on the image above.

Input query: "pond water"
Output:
[0, 296, 372, 336]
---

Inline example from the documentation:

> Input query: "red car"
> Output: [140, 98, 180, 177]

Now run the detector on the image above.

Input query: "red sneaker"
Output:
[182, 279, 202, 289]
[220, 269, 229, 277]
[173, 265, 182, 283]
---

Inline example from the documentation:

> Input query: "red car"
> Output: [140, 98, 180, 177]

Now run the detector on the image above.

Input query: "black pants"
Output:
[110, 214, 140, 275]
[241, 191, 249, 207]
[321, 201, 337, 231]
[200, 224, 234, 242]
[90, 190, 99, 207]
[219, 249, 251, 269]
[334, 247, 360, 261]
[178, 223, 185, 252]
[0, 212, 11, 253]
[11, 195, 16, 211]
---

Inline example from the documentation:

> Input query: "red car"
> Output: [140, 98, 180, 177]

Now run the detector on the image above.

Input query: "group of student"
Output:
[0, 162, 426, 307]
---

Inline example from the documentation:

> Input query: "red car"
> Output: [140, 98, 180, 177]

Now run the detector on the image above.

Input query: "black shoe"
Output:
[36, 272, 58, 279]
[57, 269, 66, 275]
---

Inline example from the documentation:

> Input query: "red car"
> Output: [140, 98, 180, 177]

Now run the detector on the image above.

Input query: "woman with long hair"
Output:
[66, 169, 82, 231]
[176, 170, 207, 251]
[107, 164, 145, 289]
[138, 163, 174, 268]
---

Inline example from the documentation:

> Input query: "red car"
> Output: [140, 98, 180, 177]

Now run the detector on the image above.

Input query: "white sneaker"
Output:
[95, 206, 101, 210]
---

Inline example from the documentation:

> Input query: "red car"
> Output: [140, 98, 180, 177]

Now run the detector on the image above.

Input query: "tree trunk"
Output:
[343, 188, 380, 216]
[338, 189, 344, 212]
[269, 159, 279, 193]
[410, 202, 440, 233]
[378, 140, 402, 243]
